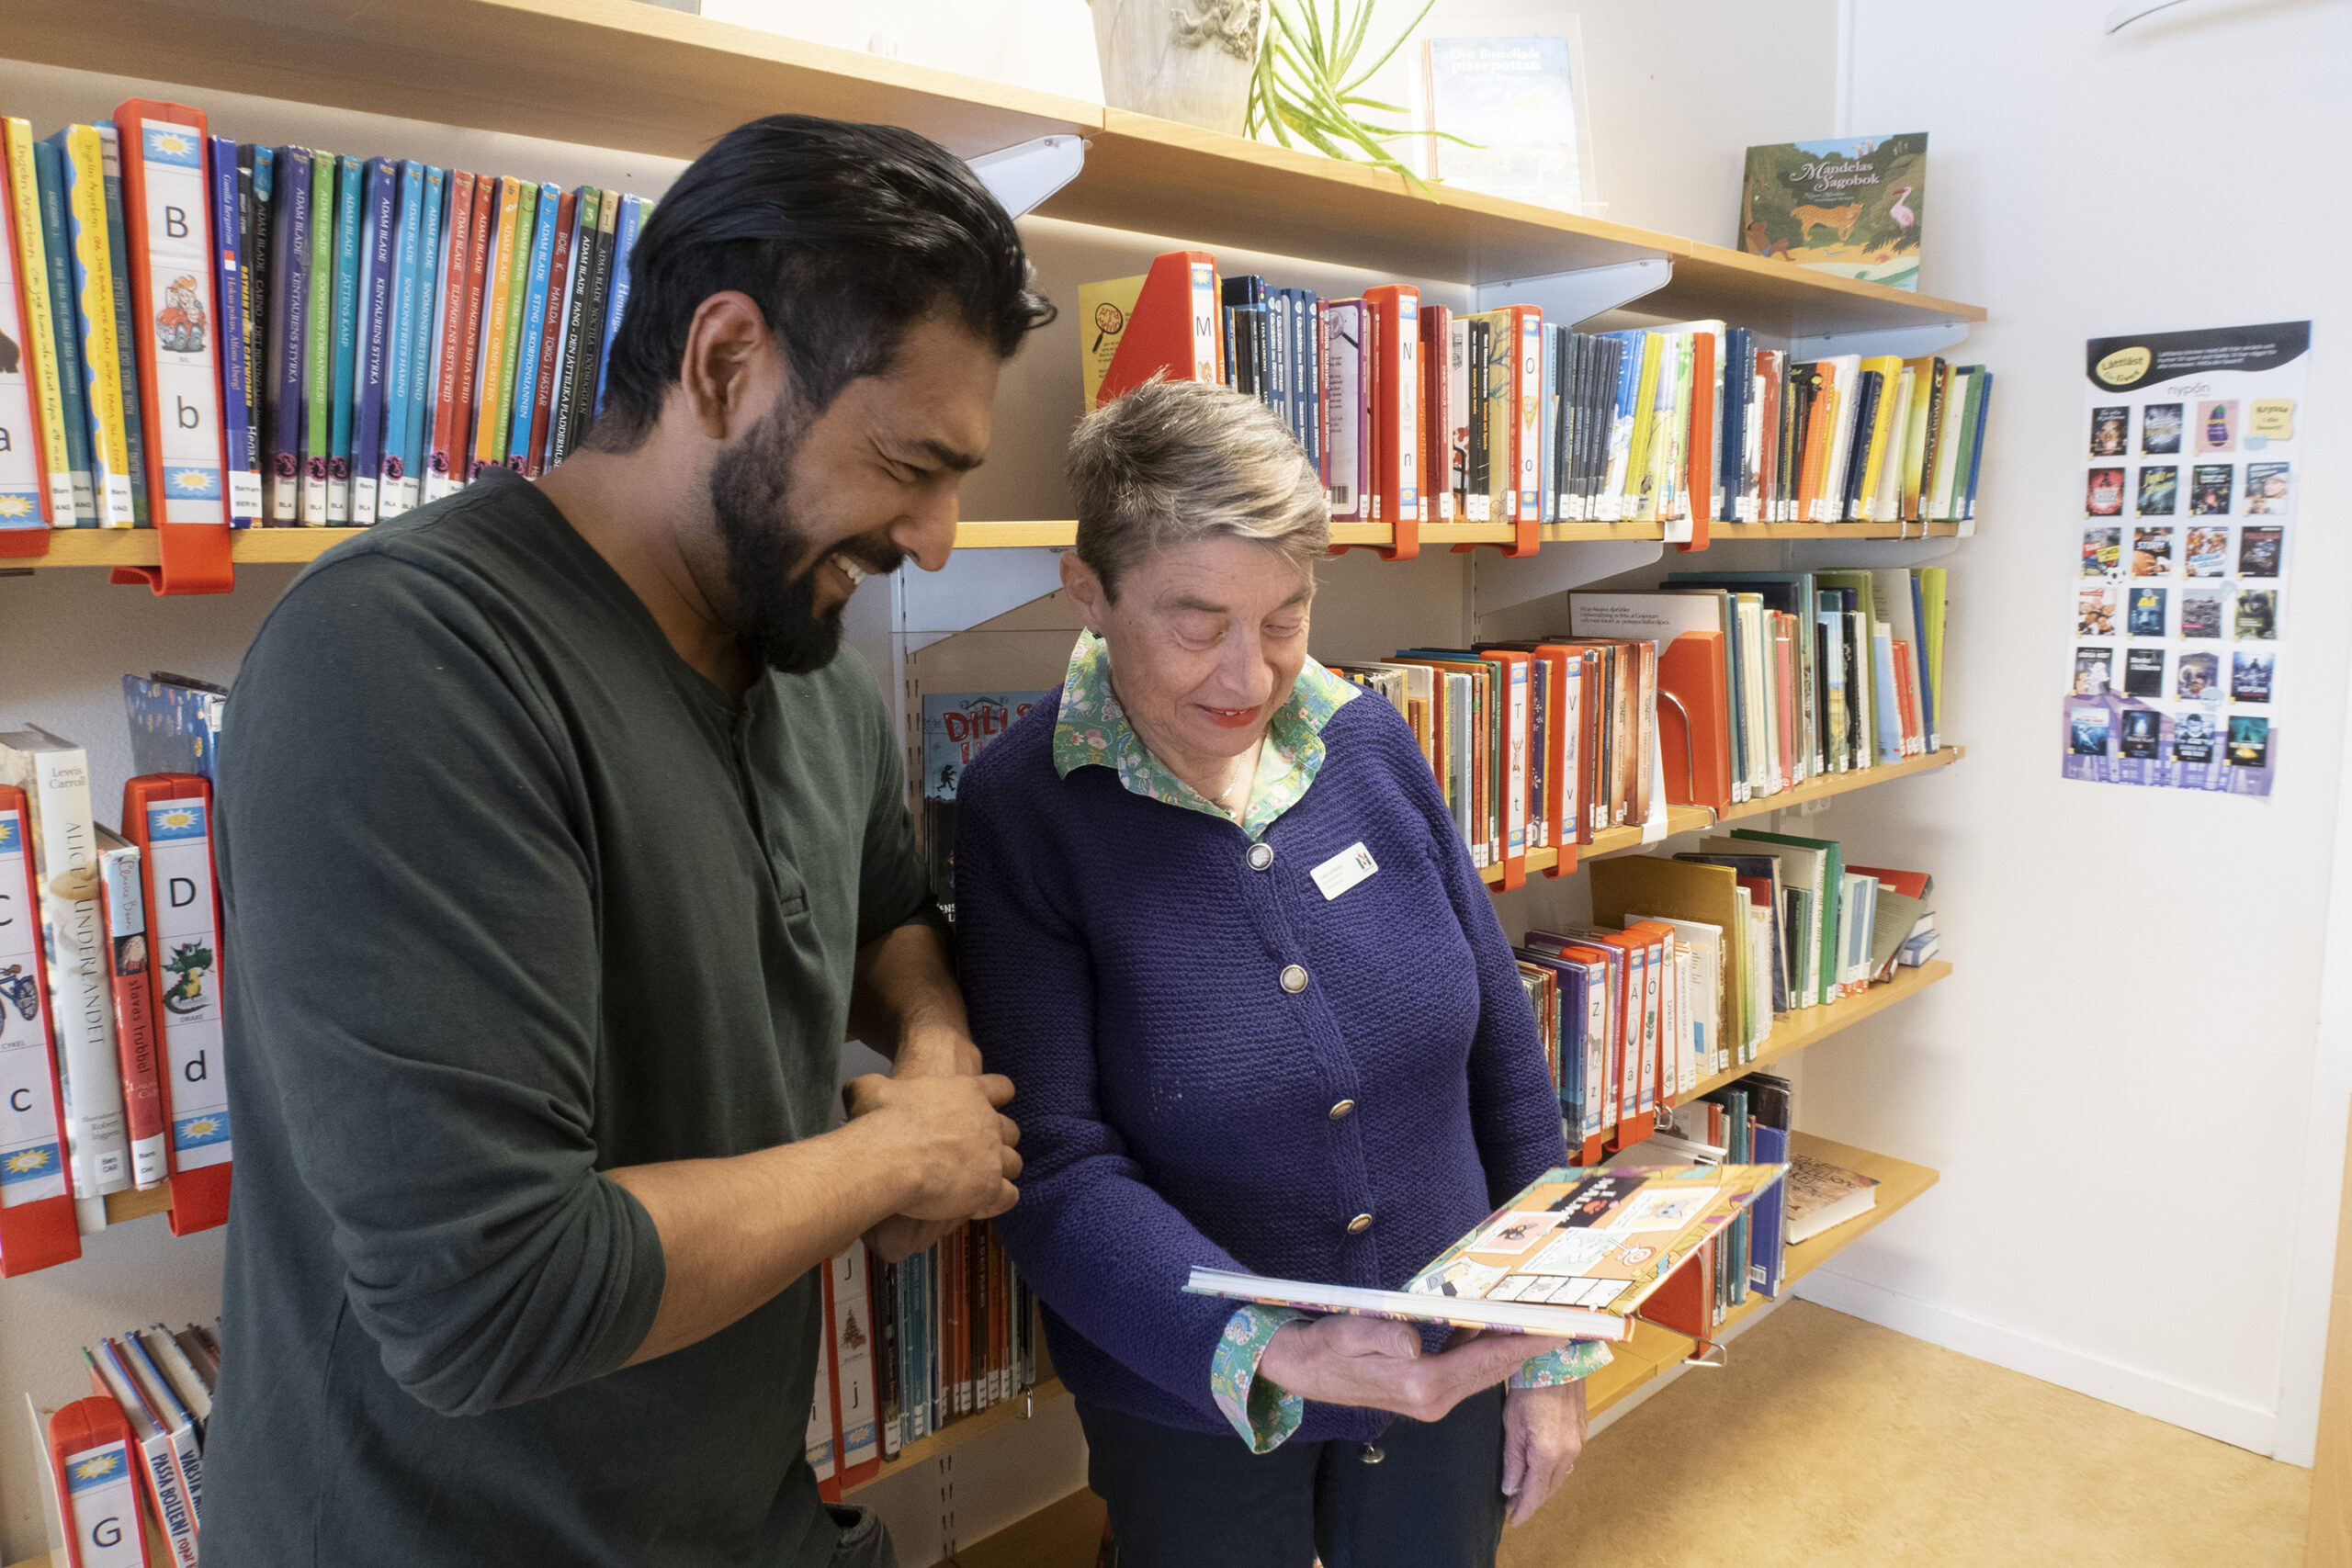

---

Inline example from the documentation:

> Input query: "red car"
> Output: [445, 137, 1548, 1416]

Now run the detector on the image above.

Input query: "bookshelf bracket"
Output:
[1778, 535, 1963, 570]
[1472, 257, 1672, 326]
[893, 547, 1065, 655]
[1789, 321, 1971, 364]
[966, 136, 1086, 220]
[1469, 538, 1663, 618]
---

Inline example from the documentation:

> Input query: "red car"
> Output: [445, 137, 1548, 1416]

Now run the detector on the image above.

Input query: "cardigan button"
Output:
[1329, 1100, 1356, 1121]
[1248, 842, 1273, 871]
[1360, 1443, 1385, 1464]
[1347, 1213, 1373, 1235]
[1279, 964, 1308, 994]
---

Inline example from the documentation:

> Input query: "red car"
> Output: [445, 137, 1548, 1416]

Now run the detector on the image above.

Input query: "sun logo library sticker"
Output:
[2062, 321, 2307, 796]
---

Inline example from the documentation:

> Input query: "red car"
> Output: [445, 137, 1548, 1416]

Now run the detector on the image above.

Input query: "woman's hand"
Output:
[1256, 1317, 1571, 1425]
[1501, 1380, 1587, 1526]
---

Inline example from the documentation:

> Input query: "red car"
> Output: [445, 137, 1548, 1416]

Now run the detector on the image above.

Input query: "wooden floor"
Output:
[963, 1302, 2312, 1568]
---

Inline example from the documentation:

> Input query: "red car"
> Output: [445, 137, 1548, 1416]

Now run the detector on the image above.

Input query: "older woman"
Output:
[955, 379, 1606, 1568]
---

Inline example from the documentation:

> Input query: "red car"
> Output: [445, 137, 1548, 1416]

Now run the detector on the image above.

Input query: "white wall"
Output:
[1789, 0, 2352, 1464]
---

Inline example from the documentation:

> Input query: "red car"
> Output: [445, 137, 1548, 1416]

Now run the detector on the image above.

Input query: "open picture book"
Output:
[1186, 1164, 1786, 1340]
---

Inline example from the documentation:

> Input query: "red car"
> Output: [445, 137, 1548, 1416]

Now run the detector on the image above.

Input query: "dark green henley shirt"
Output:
[201, 467, 935, 1567]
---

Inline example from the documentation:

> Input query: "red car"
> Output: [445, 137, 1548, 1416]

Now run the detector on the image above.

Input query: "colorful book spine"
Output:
[46, 1398, 152, 1568]
[57, 127, 138, 526]
[491, 179, 535, 468]
[114, 107, 229, 530]
[594, 192, 642, 417]
[508, 181, 558, 464]
[2, 124, 67, 525]
[96, 841, 168, 1188]
[454, 173, 495, 476]
[326, 153, 363, 522]
[265, 146, 310, 523]
[523, 187, 575, 474]
[547, 186, 599, 465]
[241, 147, 269, 505]
[424, 169, 473, 501]
[0, 791, 73, 1227]
[96, 126, 153, 526]
[31, 138, 96, 522]
[469, 175, 519, 476]
[299, 147, 334, 523]
[374, 161, 415, 517]
[567, 186, 616, 453]
[209, 136, 258, 525]
[126, 779, 231, 1230]
[0, 141, 51, 531]
[400, 165, 443, 512]
[349, 157, 393, 525]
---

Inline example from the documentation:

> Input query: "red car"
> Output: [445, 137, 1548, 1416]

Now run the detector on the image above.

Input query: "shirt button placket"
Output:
[1248, 841, 1273, 871]
[1279, 964, 1308, 994]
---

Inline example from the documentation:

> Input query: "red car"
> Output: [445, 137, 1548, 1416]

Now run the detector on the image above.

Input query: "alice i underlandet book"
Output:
[1186, 1163, 1784, 1339]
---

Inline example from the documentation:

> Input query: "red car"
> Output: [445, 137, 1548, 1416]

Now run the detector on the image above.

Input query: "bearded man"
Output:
[203, 116, 1052, 1568]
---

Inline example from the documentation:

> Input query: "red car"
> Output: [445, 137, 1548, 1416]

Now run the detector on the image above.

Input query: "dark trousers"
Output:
[1076, 1389, 1506, 1568]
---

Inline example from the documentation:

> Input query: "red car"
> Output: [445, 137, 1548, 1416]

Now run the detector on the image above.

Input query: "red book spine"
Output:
[96, 848, 167, 1189]
[452, 175, 496, 478]
[523, 189, 576, 476]
[427, 172, 476, 493]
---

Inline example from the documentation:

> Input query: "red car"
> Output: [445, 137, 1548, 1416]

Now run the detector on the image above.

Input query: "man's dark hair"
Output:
[590, 115, 1055, 448]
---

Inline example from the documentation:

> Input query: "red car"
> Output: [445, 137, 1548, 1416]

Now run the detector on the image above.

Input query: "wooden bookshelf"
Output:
[102, 1183, 175, 1224]
[844, 1375, 1069, 1495]
[18, 519, 1971, 569]
[5, 0, 1981, 336]
[1690, 959, 1951, 1102]
[1476, 748, 1962, 887]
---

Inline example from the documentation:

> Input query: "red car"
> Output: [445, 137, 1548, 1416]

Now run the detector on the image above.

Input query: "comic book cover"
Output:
[919, 690, 1046, 917]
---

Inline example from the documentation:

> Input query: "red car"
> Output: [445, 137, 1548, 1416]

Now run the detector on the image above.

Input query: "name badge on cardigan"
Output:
[1309, 842, 1379, 901]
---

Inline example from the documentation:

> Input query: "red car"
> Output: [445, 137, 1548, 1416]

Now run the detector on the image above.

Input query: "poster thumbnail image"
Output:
[2082, 527, 2121, 576]
[2127, 586, 2166, 637]
[2240, 525, 2283, 577]
[2179, 590, 2224, 638]
[2070, 706, 2111, 754]
[2091, 405, 2129, 457]
[2233, 590, 2278, 641]
[2073, 647, 2113, 695]
[2233, 650, 2275, 704]
[2174, 712, 2218, 764]
[2185, 526, 2228, 578]
[2245, 462, 2291, 515]
[2131, 527, 2173, 575]
[2086, 467, 2125, 516]
[2123, 649, 2165, 698]
[2190, 464, 2233, 514]
[2135, 467, 2177, 515]
[2230, 716, 2270, 768]
[2120, 707, 2161, 758]
[2142, 402, 2184, 455]
[2077, 587, 2118, 637]
[2177, 651, 2221, 699]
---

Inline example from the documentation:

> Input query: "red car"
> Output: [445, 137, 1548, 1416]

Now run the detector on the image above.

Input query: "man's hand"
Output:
[1501, 1380, 1586, 1526]
[1255, 1317, 1571, 1425]
[843, 1071, 1021, 1223]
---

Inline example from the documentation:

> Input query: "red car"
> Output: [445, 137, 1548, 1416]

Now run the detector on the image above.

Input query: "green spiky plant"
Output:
[1244, 0, 1467, 192]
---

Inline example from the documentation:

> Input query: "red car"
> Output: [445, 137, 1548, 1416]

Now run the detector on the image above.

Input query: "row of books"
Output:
[1515, 847, 1937, 1165]
[0, 716, 230, 1275]
[32, 1322, 219, 1568]
[1080, 249, 1995, 543]
[0, 96, 646, 533]
[1320, 566, 1949, 881]
[806, 1225, 1041, 1497]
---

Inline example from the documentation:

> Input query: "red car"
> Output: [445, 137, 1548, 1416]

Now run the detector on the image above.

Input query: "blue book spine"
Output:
[594, 192, 641, 418]
[1962, 368, 1991, 520]
[1291, 289, 1319, 477]
[401, 165, 444, 512]
[509, 181, 560, 461]
[266, 146, 311, 523]
[95, 125, 151, 526]
[1722, 327, 1749, 522]
[327, 153, 364, 521]
[350, 157, 395, 524]
[378, 161, 421, 512]
[30, 140, 94, 521]
[209, 136, 258, 525]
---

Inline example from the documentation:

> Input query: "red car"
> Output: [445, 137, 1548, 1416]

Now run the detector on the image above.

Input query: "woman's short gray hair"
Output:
[1067, 378, 1329, 602]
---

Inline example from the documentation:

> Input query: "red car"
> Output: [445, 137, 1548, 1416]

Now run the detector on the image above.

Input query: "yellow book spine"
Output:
[4, 120, 72, 525]
[1856, 355, 1904, 521]
[473, 177, 521, 470]
[1621, 333, 1661, 515]
[1076, 274, 1146, 414]
[62, 125, 132, 525]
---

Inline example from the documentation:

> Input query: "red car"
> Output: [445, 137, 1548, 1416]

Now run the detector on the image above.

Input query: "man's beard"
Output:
[709, 399, 904, 675]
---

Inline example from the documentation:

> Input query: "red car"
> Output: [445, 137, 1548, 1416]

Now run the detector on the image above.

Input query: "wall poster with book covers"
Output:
[2064, 321, 2310, 796]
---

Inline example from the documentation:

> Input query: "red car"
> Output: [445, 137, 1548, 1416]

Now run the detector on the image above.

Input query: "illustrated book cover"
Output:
[1739, 135, 1926, 290]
